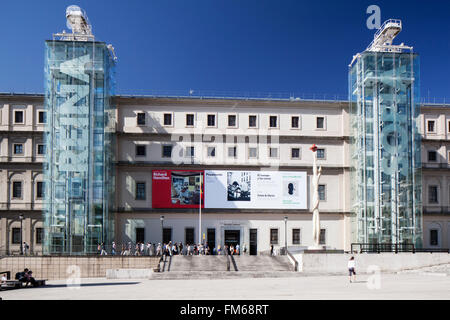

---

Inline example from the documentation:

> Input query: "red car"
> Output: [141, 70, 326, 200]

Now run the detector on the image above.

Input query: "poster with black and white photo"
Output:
[205, 170, 307, 209]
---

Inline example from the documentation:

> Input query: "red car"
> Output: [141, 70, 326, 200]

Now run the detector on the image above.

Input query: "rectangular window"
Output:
[36, 182, 44, 199]
[269, 147, 278, 158]
[12, 228, 21, 244]
[270, 229, 279, 244]
[318, 185, 326, 201]
[291, 148, 300, 159]
[430, 229, 438, 246]
[137, 112, 146, 126]
[136, 145, 146, 157]
[38, 111, 47, 124]
[269, 116, 278, 128]
[12, 181, 22, 198]
[136, 182, 146, 200]
[228, 115, 237, 127]
[316, 117, 325, 129]
[427, 120, 435, 133]
[248, 147, 258, 158]
[207, 146, 216, 157]
[136, 228, 145, 243]
[162, 145, 173, 158]
[37, 144, 45, 155]
[186, 146, 195, 157]
[249, 115, 257, 128]
[185, 228, 195, 245]
[36, 228, 43, 244]
[292, 229, 301, 245]
[428, 186, 438, 204]
[207, 114, 216, 127]
[291, 116, 299, 128]
[14, 111, 24, 123]
[428, 151, 437, 162]
[186, 114, 195, 126]
[448, 120, 450, 133]
[317, 148, 325, 159]
[14, 144, 23, 155]
[163, 113, 172, 126]
[319, 229, 326, 245]
[228, 146, 237, 158]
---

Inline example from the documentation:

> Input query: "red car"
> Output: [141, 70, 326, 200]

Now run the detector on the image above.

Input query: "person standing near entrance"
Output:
[235, 243, 240, 255]
[348, 256, 356, 283]
[270, 244, 274, 256]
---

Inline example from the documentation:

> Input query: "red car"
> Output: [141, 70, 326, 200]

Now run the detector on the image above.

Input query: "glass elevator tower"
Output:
[349, 20, 422, 247]
[43, 6, 116, 254]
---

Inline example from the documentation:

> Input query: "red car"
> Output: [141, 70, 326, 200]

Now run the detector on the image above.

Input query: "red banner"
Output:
[152, 170, 204, 208]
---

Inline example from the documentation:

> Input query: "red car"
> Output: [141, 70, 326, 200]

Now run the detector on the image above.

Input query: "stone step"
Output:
[150, 270, 306, 280]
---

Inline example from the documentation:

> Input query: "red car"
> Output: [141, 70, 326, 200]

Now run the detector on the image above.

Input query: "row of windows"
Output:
[134, 227, 327, 245]
[10, 181, 45, 199]
[133, 181, 326, 201]
[426, 119, 450, 134]
[8, 110, 47, 124]
[136, 112, 326, 130]
[135, 144, 327, 160]
[11, 227, 43, 244]
[426, 150, 450, 164]
[5, 143, 46, 156]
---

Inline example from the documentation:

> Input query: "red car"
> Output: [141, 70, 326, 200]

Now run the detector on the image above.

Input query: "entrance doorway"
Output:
[224, 230, 240, 250]
[250, 229, 257, 255]
[207, 228, 216, 252]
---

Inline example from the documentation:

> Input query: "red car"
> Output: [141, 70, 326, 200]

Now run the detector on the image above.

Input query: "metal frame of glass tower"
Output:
[349, 20, 422, 247]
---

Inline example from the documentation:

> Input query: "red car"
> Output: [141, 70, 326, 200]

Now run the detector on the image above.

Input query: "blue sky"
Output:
[0, 0, 449, 100]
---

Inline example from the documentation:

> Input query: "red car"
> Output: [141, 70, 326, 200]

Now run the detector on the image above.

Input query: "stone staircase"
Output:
[151, 255, 301, 280]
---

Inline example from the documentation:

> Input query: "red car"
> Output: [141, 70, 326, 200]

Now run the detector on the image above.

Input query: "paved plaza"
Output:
[1, 268, 449, 300]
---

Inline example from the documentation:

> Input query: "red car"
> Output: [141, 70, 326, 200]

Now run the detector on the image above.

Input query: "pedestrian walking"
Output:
[348, 256, 356, 283]
[100, 242, 107, 255]
[270, 244, 274, 256]
[112, 241, 116, 255]
[236, 243, 240, 255]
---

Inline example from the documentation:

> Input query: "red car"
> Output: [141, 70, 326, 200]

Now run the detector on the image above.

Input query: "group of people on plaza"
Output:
[97, 241, 246, 256]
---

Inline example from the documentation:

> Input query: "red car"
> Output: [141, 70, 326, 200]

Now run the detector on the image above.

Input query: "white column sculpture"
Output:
[310, 144, 323, 249]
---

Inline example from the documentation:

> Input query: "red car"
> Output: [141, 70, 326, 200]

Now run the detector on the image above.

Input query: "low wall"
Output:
[106, 268, 154, 279]
[297, 252, 450, 274]
[0, 256, 160, 280]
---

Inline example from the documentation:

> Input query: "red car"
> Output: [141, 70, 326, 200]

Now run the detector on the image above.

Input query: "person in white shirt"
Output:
[1, 274, 7, 284]
[348, 256, 356, 283]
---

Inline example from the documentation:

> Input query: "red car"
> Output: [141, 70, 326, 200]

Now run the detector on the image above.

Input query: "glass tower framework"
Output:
[349, 51, 422, 247]
[43, 40, 116, 255]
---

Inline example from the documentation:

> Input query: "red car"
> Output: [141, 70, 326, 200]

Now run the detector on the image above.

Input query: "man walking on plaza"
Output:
[348, 256, 356, 283]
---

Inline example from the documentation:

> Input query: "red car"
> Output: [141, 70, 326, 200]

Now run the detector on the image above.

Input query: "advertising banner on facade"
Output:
[152, 170, 204, 208]
[204, 170, 307, 209]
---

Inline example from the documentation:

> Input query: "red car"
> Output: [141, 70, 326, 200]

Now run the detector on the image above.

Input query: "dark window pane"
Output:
[14, 144, 23, 154]
[317, 149, 325, 159]
[292, 229, 300, 245]
[228, 147, 237, 158]
[207, 147, 216, 157]
[137, 113, 146, 125]
[163, 114, 172, 126]
[228, 115, 236, 127]
[428, 151, 437, 162]
[249, 115, 257, 127]
[317, 117, 324, 129]
[12, 228, 21, 244]
[430, 230, 438, 246]
[269, 116, 277, 128]
[291, 116, 299, 128]
[318, 185, 326, 201]
[207, 114, 215, 127]
[291, 148, 300, 158]
[162, 145, 172, 158]
[186, 114, 194, 126]
[136, 145, 146, 156]
[270, 229, 278, 244]
[38, 111, 47, 124]
[136, 182, 146, 200]
[269, 148, 278, 158]
[428, 186, 438, 203]
[36, 228, 43, 244]
[186, 146, 194, 157]
[427, 121, 435, 132]
[319, 229, 326, 245]
[37, 182, 44, 198]
[13, 181, 22, 198]
[38, 144, 45, 155]
[15, 111, 23, 123]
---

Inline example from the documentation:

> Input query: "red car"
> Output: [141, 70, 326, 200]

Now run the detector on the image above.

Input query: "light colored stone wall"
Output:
[0, 256, 161, 280]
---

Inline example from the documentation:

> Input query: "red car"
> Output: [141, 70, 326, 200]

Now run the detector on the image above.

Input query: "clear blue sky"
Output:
[0, 0, 449, 100]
